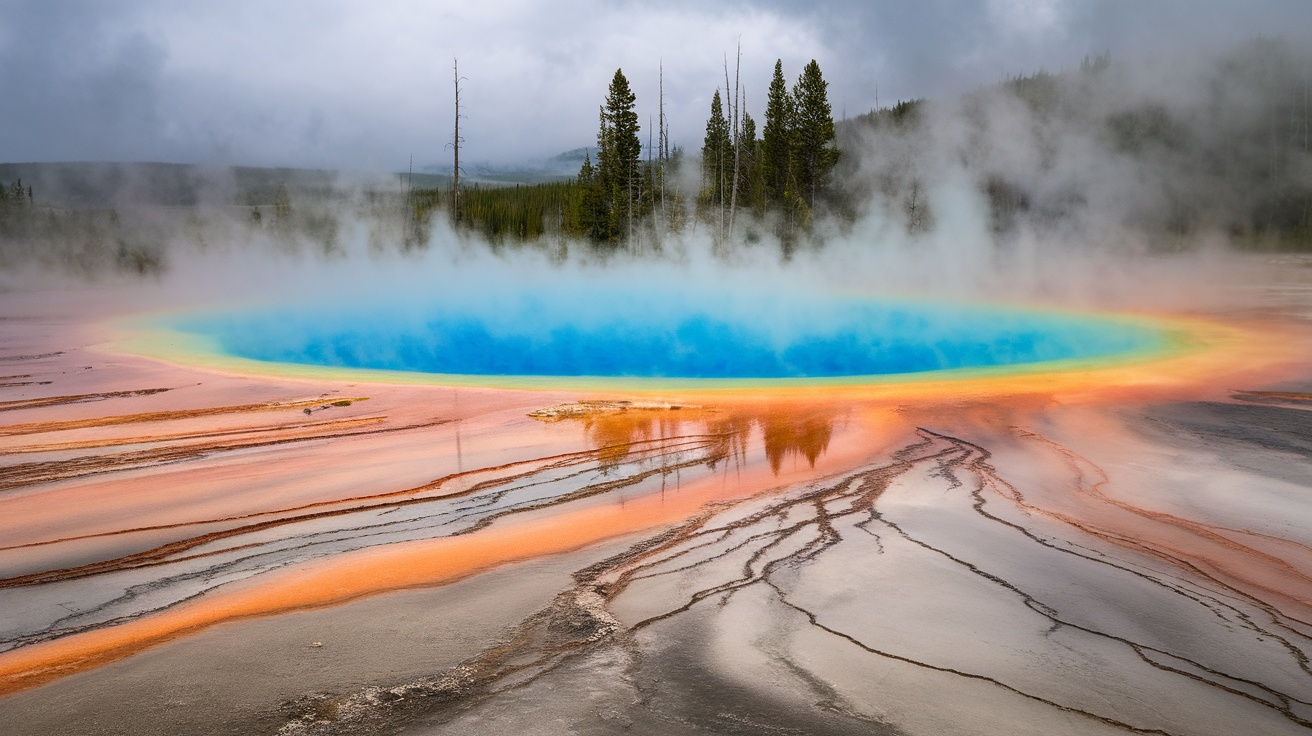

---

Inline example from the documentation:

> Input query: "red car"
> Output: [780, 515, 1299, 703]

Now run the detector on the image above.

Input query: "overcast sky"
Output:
[1, 0, 1310, 172]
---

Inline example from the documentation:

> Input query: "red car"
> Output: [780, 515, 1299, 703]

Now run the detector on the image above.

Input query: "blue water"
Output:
[172, 291, 1163, 380]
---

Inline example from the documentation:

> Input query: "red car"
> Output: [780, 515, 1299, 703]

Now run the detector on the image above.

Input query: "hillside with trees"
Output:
[3, 37, 1310, 280]
[408, 56, 841, 251]
[835, 40, 1312, 250]
[410, 39, 1309, 254]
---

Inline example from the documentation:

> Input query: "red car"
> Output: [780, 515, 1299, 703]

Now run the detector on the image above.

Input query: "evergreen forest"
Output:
[2, 37, 1311, 280]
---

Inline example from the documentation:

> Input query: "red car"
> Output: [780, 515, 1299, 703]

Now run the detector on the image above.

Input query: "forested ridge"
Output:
[2, 37, 1310, 279]
[408, 39, 1312, 252]
[404, 57, 843, 249]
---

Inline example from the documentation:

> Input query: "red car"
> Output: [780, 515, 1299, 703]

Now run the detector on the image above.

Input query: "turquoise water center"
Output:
[167, 288, 1165, 381]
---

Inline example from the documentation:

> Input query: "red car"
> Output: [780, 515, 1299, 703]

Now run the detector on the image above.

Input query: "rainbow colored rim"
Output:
[107, 299, 1209, 395]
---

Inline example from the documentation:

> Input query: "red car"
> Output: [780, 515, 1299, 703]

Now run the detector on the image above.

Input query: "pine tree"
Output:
[791, 59, 839, 209]
[762, 60, 793, 207]
[591, 106, 615, 241]
[9, 179, 25, 208]
[595, 68, 641, 242]
[666, 144, 686, 232]
[274, 183, 292, 219]
[701, 89, 732, 207]
[739, 111, 765, 214]
[576, 151, 600, 238]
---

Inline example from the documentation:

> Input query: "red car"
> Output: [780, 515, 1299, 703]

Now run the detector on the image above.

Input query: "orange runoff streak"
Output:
[0, 420, 886, 696]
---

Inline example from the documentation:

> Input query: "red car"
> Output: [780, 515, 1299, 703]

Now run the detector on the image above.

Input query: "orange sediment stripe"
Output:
[0, 427, 881, 696]
[0, 435, 711, 556]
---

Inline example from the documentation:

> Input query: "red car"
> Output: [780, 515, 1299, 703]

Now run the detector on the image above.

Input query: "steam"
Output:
[1, 37, 1307, 322]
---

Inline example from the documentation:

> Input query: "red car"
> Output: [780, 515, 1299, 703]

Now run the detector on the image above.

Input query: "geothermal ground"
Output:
[2, 257, 1312, 735]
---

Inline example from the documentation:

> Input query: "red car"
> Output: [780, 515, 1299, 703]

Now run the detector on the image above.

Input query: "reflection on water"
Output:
[580, 410, 662, 468]
[760, 412, 835, 473]
[0, 390, 847, 698]
[557, 404, 840, 476]
[703, 414, 752, 472]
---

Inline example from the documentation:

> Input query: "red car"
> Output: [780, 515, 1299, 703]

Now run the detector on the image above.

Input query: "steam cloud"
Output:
[0, 37, 1308, 320]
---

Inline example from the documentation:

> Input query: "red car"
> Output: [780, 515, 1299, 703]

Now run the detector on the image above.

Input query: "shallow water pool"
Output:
[166, 288, 1166, 382]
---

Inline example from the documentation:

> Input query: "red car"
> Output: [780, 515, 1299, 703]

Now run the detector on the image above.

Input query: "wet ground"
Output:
[2, 258, 1312, 735]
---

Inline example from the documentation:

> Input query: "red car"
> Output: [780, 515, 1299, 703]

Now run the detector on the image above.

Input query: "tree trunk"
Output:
[453, 58, 462, 223]
[728, 42, 742, 239]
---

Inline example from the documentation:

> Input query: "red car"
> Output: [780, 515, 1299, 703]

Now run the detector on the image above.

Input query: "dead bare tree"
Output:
[647, 114, 654, 239]
[722, 57, 731, 242]
[728, 40, 742, 239]
[658, 61, 666, 230]
[451, 58, 466, 223]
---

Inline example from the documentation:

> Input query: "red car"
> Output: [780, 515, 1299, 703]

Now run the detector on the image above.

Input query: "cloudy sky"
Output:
[1, 0, 1309, 172]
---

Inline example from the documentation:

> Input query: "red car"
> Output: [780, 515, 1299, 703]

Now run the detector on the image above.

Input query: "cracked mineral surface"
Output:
[2, 259, 1312, 735]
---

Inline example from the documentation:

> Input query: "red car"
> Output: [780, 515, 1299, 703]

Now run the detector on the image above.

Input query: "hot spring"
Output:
[152, 286, 1172, 387]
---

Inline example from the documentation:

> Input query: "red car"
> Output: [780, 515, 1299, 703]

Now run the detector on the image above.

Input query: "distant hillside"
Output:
[419, 148, 587, 186]
[830, 41, 1312, 248]
[0, 151, 595, 211]
[0, 162, 417, 208]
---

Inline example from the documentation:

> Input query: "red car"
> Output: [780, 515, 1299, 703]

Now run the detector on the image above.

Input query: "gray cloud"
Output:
[0, 1, 167, 162]
[0, 0, 1309, 171]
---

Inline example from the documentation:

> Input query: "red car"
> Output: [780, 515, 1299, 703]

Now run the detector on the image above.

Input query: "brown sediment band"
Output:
[0, 396, 369, 436]
[0, 388, 173, 413]
[1231, 390, 1312, 406]
[0, 414, 427, 495]
[0, 414, 386, 455]
[0, 352, 63, 362]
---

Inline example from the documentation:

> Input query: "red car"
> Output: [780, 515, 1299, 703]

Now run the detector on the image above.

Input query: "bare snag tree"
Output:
[451, 58, 466, 223]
